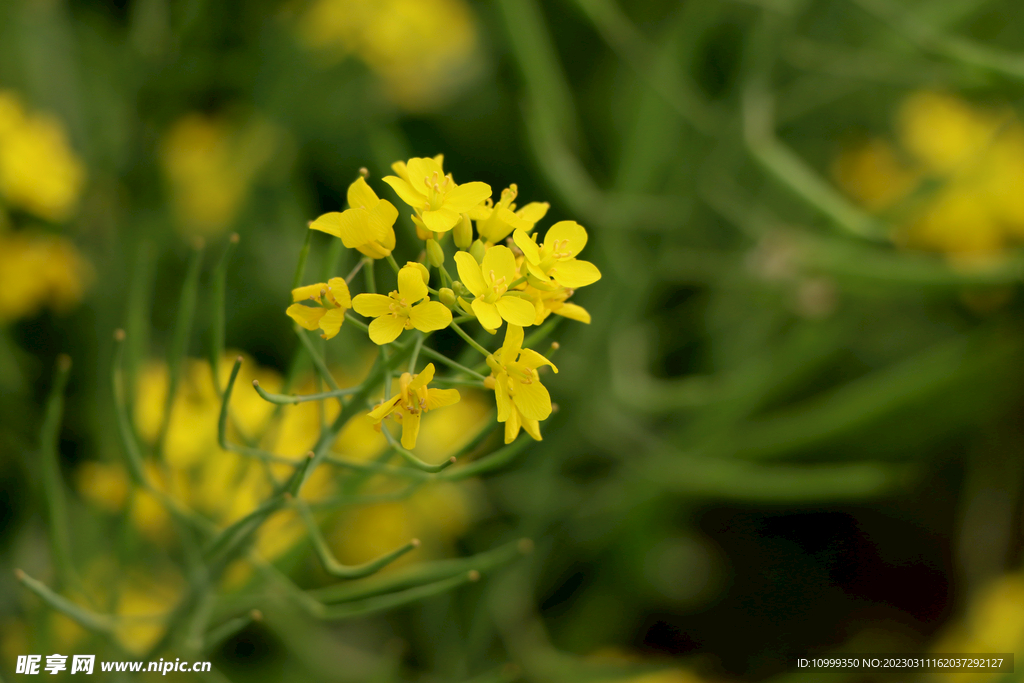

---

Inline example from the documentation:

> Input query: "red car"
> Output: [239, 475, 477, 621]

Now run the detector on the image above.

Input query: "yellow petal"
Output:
[368, 315, 405, 345]
[495, 295, 536, 326]
[367, 395, 402, 421]
[325, 278, 351, 308]
[347, 176, 379, 210]
[512, 229, 541, 264]
[352, 293, 394, 317]
[390, 160, 410, 182]
[504, 407, 521, 444]
[286, 304, 326, 330]
[454, 251, 487, 297]
[494, 377, 512, 422]
[409, 301, 452, 332]
[421, 207, 460, 233]
[521, 416, 543, 441]
[408, 363, 435, 391]
[314, 208, 376, 249]
[483, 245, 518, 283]
[444, 182, 492, 212]
[512, 378, 552, 421]
[406, 157, 444, 186]
[471, 299, 502, 331]
[318, 308, 346, 339]
[406, 261, 430, 286]
[400, 410, 421, 449]
[369, 199, 399, 242]
[398, 265, 429, 302]
[292, 283, 325, 303]
[500, 324, 524, 364]
[308, 212, 345, 239]
[544, 220, 588, 257]
[555, 302, 591, 324]
[382, 176, 425, 208]
[425, 387, 460, 410]
[551, 259, 601, 288]
[519, 349, 558, 373]
[516, 202, 549, 225]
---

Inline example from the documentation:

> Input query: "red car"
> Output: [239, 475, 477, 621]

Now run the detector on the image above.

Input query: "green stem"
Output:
[381, 428, 457, 473]
[450, 322, 492, 358]
[408, 332, 425, 373]
[296, 500, 419, 578]
[293, 326, 342, 393]
[364, 258, 377, 294]
[344, 312, 370, 332]
[15, 569, 115, 633]
[252, 381, 360, 405]
[385, 254, 401, 274]
[419, 347, 488, 381]
[345, 258, 368, 285]
[112, 330, 147, 483]
[438, 263, 454, 288]
[209, 234, 238, 396]
[292, 229, 313, 290]
[39, 354, 76, 590]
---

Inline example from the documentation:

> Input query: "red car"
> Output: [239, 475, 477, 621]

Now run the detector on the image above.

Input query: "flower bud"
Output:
[425, 238, 445, 267]
[469, 239, 486, 264]
[454, 213, 473, 249]
[452, 280, 469, 298]
[439, 287, 457, 309]
[405, 261, 430, 286]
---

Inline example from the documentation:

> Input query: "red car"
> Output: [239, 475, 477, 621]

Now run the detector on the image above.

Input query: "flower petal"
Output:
[406, 157, 444, 187]
[425, 387, 460, 410]
[408, 363, 435, 391]
[318, 308, 346, 339]
[369, 199, 399, 242]
[400, 410, 421, 449]
[516, 202, 549, 226]
[521, 416, 543, 441]
[367, 395, 402, 421]
[519, 348, 558, 373]
[551, 259, 602, 288]
[454, 251, 487, 296]
[409, 301, 452, 332]
[308, 212, 345, 239]
[513, 229, 542, 264]
[444, 181, 492, 212]
[347, 176, 379, 210]
[503, 408, 521, 444]
[398, 265, 428, 302]
[325, 278, 351, 308]
[352, 293, 394, 317]
[317, 208, 376, 249]
[544, 220, 588, 257]
[368, 315, 405, 345]
[471, 299, 502, 331]
[292, 283, 325, 303]
[286, 304, 325, 330]
[555, 302, 591, 324]
[383, 176, 425, 209]
[482, 245, 518, 283]
[500, 324, 524, 364]
[495, 295, 536, 326]
[421, 207, 460, 233]
[512, 378, 552, 421]
[494, 376, 512, 422]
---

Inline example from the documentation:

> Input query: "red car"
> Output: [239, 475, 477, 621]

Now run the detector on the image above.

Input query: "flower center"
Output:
[422, 172, 452, 212]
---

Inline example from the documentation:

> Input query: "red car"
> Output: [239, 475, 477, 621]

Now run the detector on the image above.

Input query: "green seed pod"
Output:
[454, 213, 473, 249]
[469, 239, 486, 264]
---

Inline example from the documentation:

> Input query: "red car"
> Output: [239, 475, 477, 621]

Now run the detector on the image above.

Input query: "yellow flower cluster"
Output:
[291, 155, 600, 445]
[0, 91, 85, 222]
[160, 112, 280, 236]
[0, 232, 91, 323]
[297, 0, 480, 111]
[834, 91, 1024, 261]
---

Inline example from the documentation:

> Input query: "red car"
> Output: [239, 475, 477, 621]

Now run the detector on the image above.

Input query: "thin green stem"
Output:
[385, 254, 401, 274]
[364, 258, 377, 294]
[112, 331, 147, 483]
[344, 312, 370, 332]
[438, 263, 454, 288]
[381, 428, 457, 473]
[296, 500, 419, 578]
[293, 326, 342, 393]
[408, 333, 426, 373]
[39, 355, 76, 590]
[209, 234, 238, 396]
[292, 228, 314, 290]
[252, 381, 360, 405]
[450, 321, 492, 358]
[14, 570, 115, 633]
[345, 258, 368, 285]
[419, 347, 488, 381]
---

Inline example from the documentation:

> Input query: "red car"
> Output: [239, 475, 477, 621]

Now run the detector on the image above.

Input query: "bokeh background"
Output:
[3, 0, 1024, 680]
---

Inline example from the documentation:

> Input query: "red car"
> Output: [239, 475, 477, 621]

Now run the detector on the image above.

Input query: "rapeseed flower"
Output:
[454, 246, 535, 330]
[367, 363, 460, 449]
[834, 91, 1024, 260]
[513, 221, 602, 288]
[520, 280, 592, 326]
[384, 155, 491, 234]
[484, 324, 557, 443]
[309, 176, 398, 258]
[161, 112, 280, 236]
[0, 91, 85, 222]
[352, 263, 452, 344]
[0, 232, 91, 323]
[297, 0, 480, 111]
[287, 277, 352, 339]
[469, 184, 549, 244]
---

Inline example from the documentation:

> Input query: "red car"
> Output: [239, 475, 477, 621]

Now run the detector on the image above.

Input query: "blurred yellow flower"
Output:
[298, 0, 481, 111]
[0, 90, 85, 221]
[485, 324, 557, 444]
[834, 91, 1024, 261]
[287, 277, 352, 340]
[160, 113, 279, 236]
[368, 363, 461, 449]
[0, 232, 91, 323]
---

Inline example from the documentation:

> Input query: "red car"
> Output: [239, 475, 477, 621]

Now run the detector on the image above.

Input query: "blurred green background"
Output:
[4, 0, 1024, 680]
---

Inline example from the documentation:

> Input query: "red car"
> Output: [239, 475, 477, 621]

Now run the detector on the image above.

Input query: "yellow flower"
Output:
[521, 280, 592, 326]
[484, 324, 557, 443]
[160, 112, 279, 236]
[513, 221, 602, 289]
[454, 246, 536, 330]
[352, 263, 452, 344]
[367, 363, 460, 449]
[468, 184, 549, 244]
[75, 461, 129, 513]
[0, 91, 85, 222]
[297, 0, 480, 111]
[0, 232, 91, 323]
[286, 277, 352, 340]
[309, 176, 398, 258]
[383, 155, 491, 234]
